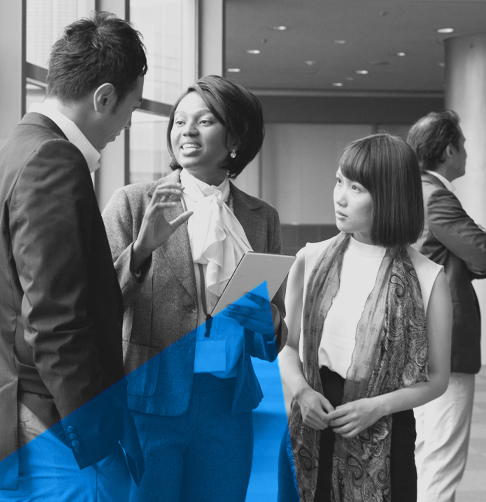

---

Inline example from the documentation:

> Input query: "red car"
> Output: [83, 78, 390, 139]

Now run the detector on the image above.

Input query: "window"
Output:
[128, 0, 190, 183]
[26, 0, 95, 107]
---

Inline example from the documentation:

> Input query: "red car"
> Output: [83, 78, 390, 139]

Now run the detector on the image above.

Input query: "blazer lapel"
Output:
[148, 170, 197, 304]
[231, 183, 265, 251]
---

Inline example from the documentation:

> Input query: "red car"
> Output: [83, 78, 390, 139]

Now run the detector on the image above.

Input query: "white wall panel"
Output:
[262, 123, 372, 224]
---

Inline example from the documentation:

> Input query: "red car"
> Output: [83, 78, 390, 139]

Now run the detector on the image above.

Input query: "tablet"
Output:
[211, 252, 296, 316]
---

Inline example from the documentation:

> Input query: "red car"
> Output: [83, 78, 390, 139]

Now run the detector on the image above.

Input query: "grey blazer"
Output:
[413, 172, 486, 373]
[102, 169, 288, 416]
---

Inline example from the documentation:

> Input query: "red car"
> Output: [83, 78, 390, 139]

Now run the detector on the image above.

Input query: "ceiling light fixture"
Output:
[227, 68, 241, 73]
[437, 27, 454, 34]
[396, 52, 406, 57]
[272, 25, 287, 31]
[355, 70, 369, 75]
[334, 40, 346, 44]
[246, 49, 261, 55]
[332, 83, 343, 87]
[344, 77, 354, 81]
[305, 60, 316, 66]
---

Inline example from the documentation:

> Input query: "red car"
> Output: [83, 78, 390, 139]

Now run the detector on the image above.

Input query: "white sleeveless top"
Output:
[299, 237, 443, 378]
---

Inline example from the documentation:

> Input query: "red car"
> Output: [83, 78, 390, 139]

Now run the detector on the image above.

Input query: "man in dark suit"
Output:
[0, 12, 147, 500]
[408, 110, 486, 502]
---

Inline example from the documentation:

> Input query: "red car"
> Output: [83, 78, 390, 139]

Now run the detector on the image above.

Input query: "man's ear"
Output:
[445, 143, 455, 159]
[93, 83, 116, 113]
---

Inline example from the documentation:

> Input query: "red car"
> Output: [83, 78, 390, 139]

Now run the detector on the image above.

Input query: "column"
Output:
[445, 33, 486, 362]
[0, 1, 25, 139]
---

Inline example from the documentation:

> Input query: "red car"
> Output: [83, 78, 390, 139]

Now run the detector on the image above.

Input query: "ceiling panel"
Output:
[225, 0, 486, 94]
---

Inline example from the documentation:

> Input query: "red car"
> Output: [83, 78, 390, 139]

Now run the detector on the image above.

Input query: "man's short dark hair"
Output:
[167, 75, 265, 178]
[47, 11, 147, 108]
[340, 133, 424, 248]
[407, 110, 462, 173]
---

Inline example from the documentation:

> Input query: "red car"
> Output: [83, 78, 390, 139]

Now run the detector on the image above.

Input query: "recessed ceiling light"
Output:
[396, 52, 406, 57]
[332, 83, 343, 87]
[438, 62, 445, 68]
[305, 60, 317, 66]
[227, 68, 241, 73]
[272, 26, 288, 31]
[334, 40, 346, 44]
[246, 49, 261, 55]
[344, 77, 354, 81]
[437, 27, 454, 34]
[355, 70, 369, 75]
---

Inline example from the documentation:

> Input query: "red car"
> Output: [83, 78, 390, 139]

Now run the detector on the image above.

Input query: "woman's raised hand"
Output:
[132, 182, 192, 272]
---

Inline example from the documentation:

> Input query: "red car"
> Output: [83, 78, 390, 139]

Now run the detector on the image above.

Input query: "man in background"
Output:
[0, 11, 146, 500]
[408, 110, 486, 502]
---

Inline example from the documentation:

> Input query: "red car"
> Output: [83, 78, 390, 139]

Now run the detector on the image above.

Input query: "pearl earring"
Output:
[230, 149, 237, 159]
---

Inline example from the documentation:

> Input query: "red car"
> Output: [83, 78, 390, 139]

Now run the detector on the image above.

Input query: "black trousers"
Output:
[315, 366, 417, 502]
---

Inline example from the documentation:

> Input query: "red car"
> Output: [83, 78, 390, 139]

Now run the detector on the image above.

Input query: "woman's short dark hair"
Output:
[47, 11, 147, 109]
[407, 110, 462, 172]
[167, 75, 265, 178]
[340, 133, 424, 248]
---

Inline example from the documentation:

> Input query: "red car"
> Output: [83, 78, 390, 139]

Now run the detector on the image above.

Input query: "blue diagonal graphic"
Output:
[0, 281, 289, 500]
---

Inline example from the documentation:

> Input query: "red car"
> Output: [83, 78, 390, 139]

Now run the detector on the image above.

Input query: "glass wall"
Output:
[129, 0, 185, 183]
[130, 111, 171, 183]
[26, 0, 95, 107]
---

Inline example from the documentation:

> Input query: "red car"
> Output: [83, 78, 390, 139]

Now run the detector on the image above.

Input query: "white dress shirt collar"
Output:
[28, 101, 101, 173]
[425, 170, 455, 193]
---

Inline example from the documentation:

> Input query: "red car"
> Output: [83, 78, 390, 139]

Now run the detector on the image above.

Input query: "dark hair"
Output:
[47, 11, 147, 109]
[167, 75, 265, 178]
[407, 110, 462, 173]
[340, 133, 424, 248]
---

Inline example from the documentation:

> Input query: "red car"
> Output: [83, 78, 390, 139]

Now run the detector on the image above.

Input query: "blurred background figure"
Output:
[408, 111, 486, 502]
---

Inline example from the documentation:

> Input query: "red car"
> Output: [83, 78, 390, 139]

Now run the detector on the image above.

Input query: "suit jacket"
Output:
[102, 169, 288, 416]
[413, 172, 486, 374]
[0, 113, 143, 489]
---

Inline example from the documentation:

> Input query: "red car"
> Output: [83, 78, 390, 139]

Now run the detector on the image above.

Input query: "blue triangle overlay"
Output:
[0, 281, 292, 500]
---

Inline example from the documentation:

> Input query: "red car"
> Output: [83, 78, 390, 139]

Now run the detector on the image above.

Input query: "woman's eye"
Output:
[199, 119, 212, 125]
[352, 184, 363, 192]
[335, 177, 342, 185]
[174, 120, 184, 126]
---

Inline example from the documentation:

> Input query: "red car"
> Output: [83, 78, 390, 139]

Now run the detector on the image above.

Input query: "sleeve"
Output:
[10, 139, 123, 467]
[102, 187, 152, 308]
[427, 188, 486, 276]
[249, 206, 288, 362]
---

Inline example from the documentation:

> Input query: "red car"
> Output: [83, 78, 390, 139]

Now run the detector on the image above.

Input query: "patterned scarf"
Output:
[289, 232, 428, 502]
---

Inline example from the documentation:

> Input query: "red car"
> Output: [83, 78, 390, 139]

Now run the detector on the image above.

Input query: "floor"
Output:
[248, 361, 486, 501]
[456, 365, 486, 502]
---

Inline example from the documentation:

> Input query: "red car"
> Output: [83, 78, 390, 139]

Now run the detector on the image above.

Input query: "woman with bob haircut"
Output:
[102, 75, 287, 501]
[277, 133, 452, 502]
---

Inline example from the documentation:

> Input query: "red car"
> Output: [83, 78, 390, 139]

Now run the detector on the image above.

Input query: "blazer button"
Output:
[69, 433, 78, 441]
[74, 447, 83, 454]
[66, 426, 76, 433]
[71, 440, 80, 449]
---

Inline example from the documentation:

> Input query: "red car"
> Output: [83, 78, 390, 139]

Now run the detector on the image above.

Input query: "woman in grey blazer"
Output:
[102, 75, 287, 502]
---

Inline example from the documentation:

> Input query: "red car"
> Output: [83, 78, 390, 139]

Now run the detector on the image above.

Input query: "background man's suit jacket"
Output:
[102, 169, 288, 417]
[414, 172, 486, 373]
[0, 113, 143, 489]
